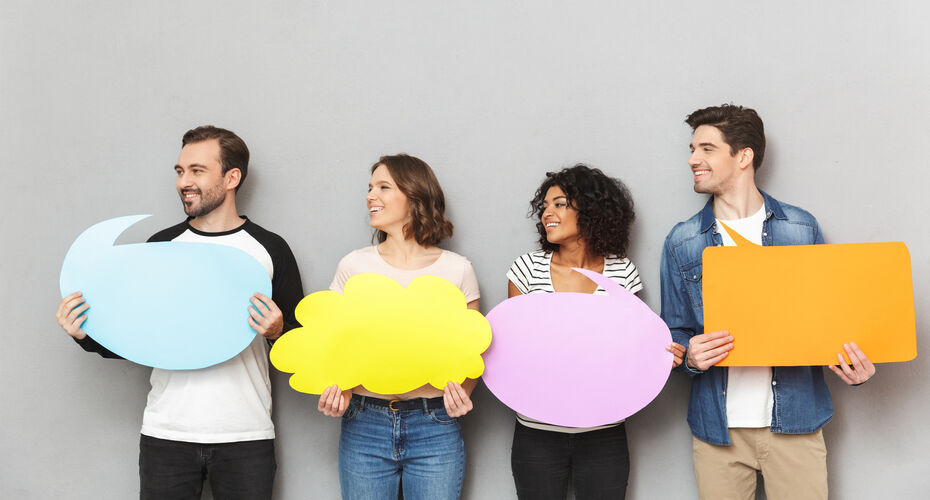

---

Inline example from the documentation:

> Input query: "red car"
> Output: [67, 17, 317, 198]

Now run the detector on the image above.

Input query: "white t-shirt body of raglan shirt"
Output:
[141, 228, 276, 443]
[717, 204, 774, 429]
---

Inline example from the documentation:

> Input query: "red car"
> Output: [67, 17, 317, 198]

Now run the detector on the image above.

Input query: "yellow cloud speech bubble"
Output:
[270, 273, 492, 395]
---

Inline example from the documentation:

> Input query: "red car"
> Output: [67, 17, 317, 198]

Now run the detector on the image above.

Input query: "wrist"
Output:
[264, 331, 282, 341]
[684, 353, 704, 373]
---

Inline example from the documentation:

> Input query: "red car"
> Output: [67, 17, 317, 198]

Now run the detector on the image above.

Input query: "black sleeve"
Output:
[147, 220, 189, 243]
[242, 222, 305, 336]
[73, 335, 123, 359]
[271, 239, 304, 335]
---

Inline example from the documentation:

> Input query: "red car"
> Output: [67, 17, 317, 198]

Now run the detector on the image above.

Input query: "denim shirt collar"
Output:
[698, 189, 787, 233]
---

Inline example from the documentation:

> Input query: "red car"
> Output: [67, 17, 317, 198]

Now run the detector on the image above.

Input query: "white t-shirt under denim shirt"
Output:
[716, 204, 774, 428]
[506, 250, 643, 433]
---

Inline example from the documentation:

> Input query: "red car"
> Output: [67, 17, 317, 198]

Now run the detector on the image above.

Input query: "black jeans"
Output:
[139, 435, 276, 500]
[511, 422, 630, 500]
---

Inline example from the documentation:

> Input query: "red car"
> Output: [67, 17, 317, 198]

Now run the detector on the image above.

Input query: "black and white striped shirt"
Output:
[505, 250, 643, 433]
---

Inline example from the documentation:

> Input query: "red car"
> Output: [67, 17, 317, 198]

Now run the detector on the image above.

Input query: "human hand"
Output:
[317, 384, 351, 417]
[56, 292, 89, 340]
[828, 342, 876, 385]
[686, 330, 733, 371]
[248, 292, 284, 340]
[443, 381, 474, 417]
[666, 342, 686, 368]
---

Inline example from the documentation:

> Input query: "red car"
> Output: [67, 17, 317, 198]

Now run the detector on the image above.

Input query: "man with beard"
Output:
[659, 105, 875, 500]
[55, 126, 303, 499]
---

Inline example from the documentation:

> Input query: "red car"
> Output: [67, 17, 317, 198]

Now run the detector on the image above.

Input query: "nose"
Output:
[542, 205, 554, 220]
[178, 170, 194, 188]
[688, 151, 702, 168]
[366, 188, 376, 203]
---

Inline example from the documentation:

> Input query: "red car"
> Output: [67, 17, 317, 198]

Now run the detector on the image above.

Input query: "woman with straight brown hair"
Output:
[317, 154, 480, 500]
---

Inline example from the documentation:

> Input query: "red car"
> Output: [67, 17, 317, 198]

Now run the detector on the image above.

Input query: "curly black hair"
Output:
[529, 164, 635, 257]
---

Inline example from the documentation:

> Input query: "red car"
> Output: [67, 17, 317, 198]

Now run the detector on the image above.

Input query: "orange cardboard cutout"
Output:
[704, 223, 916, 366]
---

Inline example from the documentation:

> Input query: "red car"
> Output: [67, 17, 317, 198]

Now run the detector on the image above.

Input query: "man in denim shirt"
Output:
[660, 104, 875, 500]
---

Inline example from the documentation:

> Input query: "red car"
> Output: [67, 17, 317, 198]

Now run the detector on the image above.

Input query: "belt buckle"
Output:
[388, 400, 401, 411]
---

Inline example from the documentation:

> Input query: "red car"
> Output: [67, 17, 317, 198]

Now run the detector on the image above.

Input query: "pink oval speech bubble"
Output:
[483, 268, 672, 428]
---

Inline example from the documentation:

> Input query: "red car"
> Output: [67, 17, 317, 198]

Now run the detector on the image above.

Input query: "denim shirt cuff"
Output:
[682, 354, 705, 375]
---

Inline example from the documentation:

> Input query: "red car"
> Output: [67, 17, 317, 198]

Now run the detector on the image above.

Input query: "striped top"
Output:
[505, 250, 643, 433]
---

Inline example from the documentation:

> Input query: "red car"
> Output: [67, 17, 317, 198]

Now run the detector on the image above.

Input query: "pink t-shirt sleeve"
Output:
[460, 260, 480, 303]
[329, 254, 353, 293]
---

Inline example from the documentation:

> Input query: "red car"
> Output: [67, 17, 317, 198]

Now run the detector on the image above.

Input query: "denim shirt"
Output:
[659, 191, 833, 445]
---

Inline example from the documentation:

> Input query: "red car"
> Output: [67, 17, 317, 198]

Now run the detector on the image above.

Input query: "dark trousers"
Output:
[139, 434, 276, 500]
[511, 421, 630, 500]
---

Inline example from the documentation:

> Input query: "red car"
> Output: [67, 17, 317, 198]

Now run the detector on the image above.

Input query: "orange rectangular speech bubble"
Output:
[703, 224, 916, 366]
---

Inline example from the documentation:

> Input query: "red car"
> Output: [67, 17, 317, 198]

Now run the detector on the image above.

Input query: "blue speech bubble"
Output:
[59, 215, 272, 370]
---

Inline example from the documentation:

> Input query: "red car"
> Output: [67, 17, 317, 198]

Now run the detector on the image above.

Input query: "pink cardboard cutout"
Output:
[483, 268, 673, 428]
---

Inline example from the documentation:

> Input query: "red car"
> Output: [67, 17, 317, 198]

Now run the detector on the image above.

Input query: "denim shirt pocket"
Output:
[680, 260, 704, 309]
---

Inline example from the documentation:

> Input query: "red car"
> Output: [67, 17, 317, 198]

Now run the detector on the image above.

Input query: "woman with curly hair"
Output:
[317, 154, 479, 500]
[506, 164, 685, 499]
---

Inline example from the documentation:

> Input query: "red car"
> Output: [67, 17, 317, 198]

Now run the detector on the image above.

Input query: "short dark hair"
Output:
[181, 126, 249, 191]
[686, 104, 766, 170]
[372, 154, 453, 246]
[530, 164, 635, 257]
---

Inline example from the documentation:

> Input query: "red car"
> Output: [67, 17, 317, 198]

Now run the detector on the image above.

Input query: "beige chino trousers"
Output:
[692, 428, 828, 500]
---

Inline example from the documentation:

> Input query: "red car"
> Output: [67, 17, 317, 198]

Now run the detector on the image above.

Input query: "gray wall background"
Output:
[2, 1, 927, 498]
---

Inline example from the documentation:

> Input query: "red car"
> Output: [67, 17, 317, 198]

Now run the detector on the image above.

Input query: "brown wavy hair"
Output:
[371, 154, 453, 246]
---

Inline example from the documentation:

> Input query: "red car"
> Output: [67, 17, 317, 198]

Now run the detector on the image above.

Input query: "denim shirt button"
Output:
[763, 232, 768, 236]
[772, 381, 777, 386]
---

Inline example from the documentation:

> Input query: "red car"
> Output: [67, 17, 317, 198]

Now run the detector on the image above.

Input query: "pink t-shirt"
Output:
[329, 246, 480, 302]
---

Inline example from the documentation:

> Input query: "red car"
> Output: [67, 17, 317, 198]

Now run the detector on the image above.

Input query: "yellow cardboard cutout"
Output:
[271, 273, 492, 395]
[704, 223, 916, 366]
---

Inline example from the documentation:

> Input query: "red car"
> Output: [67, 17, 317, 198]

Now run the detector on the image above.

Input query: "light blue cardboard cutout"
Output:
[59, 215, 272, 370]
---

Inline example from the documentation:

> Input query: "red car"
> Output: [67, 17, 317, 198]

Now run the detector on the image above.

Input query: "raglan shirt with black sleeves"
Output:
[72, 217, 304, 443]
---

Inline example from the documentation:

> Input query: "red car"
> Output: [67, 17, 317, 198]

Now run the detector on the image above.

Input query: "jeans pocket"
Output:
[341, 400, 359, 422]
[428, 408, 459, 425]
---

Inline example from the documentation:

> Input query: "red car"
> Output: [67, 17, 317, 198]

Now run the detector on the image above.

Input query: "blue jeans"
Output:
[511, 422, 630, 500]
[338, 395, 465, 500]
[139, 435, 275, 500]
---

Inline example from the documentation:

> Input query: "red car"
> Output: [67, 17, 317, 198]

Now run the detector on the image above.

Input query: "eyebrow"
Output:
[175, 163, 210, 169]
[543, 196, 568, 204]
[691, 142, 718, 149]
